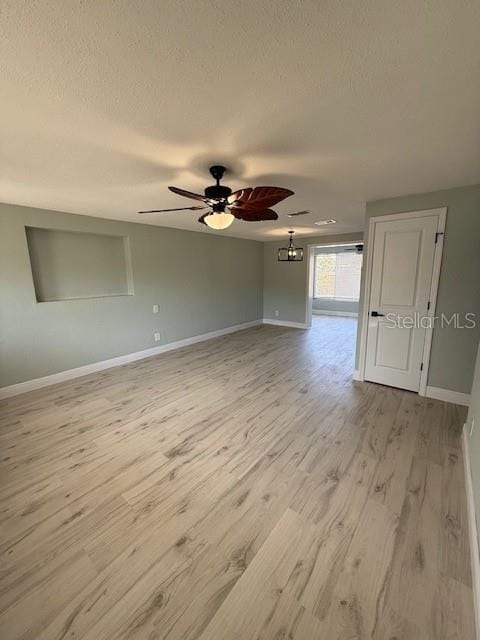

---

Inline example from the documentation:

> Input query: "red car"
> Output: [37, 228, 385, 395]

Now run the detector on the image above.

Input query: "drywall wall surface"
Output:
[0, 202, 263, 387]
[25, 227, 133, 301]
[355, 184, 480, 394]
[263, 233, 363, 324]
[313, 298, 358, 314]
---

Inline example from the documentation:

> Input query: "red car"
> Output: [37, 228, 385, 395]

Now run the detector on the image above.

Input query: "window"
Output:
[314, 251, 362, 300]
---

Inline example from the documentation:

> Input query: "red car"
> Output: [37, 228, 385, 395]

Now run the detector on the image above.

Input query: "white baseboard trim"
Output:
[262, 318, 308, 329]
[312, 309, 358, 317]
[425, 385, 470, 407]
[352, 369, 363, 381]
[462, 425, 480, 639]
[0, 319, 263, 400]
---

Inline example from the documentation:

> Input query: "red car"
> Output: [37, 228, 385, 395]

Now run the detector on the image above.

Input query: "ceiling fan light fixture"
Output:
[204, 212, 235, 230]
[141, 166, 295, 228]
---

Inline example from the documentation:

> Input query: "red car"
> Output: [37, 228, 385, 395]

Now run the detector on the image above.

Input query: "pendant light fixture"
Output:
[278, 230, 303, 262]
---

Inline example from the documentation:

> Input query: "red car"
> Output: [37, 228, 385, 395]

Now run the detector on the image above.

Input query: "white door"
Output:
[364, 214, 440, 392]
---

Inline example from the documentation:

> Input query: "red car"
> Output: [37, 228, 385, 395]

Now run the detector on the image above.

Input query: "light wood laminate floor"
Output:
[0, 316, 474, 639]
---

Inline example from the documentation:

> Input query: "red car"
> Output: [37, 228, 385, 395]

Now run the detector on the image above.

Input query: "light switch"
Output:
[154, 332, 161, 342]
[153, 304, 159, 314]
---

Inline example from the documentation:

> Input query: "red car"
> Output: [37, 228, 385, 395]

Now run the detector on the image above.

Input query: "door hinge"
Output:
[427, 301, 430, 310]
[420, 362, 424, 371]
[435, 232, 444, 244]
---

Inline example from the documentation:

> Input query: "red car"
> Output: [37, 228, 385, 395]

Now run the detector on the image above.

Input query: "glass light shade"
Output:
[278, 247, 303, 261]
[204, 212, 234, 230]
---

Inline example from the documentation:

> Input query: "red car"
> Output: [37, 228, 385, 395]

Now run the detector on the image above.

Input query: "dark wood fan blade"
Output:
[198, 213, 209, 225]
[138, 206, 206, 214]
[227, 188, 252, 205]
[228, 186, 294, 210]
[168, 186, 209, 202]
[230, 208, 278, 222]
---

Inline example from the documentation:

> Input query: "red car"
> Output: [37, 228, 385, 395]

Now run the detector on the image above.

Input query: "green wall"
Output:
[313, 298, 358, 314]
[0, 203, 263, 387]
[355, 184, 480, 394]
[25, 227, 133, 301]
[263, 233, 364, 324]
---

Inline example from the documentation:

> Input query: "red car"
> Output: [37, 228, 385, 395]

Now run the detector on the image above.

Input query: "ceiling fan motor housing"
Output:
[205, 164, 232, 204]
[204, 184, 232, 200]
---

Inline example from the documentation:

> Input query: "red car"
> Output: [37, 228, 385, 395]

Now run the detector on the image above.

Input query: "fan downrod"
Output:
[209, 165, 227, 184]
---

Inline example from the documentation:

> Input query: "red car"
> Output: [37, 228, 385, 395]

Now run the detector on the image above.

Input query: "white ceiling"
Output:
[1, 1, 480, 241]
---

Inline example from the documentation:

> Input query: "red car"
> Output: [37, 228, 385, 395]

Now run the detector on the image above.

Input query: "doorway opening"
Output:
[306, 242, 364, 372]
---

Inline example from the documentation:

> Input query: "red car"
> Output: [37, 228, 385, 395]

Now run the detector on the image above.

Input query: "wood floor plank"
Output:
[0, 550, 98, 639]
[373, 607, 423, 640]
[440, 447, 472, 587]
[314, 498, 399, 638]
[380, 455, 476, 639]
[370, 393, 423, 515]
[296, 454, 377, 619]
[196, 508, 309, 640]
[433, 574, 476, 640]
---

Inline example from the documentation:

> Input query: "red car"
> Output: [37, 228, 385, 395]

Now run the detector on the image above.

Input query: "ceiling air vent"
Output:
[314, 219, 336, 226]
[287, 210, 310, 217]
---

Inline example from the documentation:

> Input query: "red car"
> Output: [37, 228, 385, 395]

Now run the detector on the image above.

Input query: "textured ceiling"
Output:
[1, 1, 480, 241]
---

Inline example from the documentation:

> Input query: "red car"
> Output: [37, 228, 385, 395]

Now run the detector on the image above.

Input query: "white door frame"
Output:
[357, 207, 447, 396]
[304, 245, 315, 328]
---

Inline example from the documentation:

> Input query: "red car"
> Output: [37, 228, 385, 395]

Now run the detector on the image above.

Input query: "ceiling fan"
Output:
[138, 165, 295, 230]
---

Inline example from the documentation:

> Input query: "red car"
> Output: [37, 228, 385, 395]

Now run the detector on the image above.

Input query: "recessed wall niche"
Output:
[25, 227, 134, 302]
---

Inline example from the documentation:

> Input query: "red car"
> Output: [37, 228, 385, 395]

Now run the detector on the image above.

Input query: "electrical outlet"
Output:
[275, 310, 279, 317]
[154, 332, 161, 342]
[470, 417, 475, 437]
[152, 304, 159, 314]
